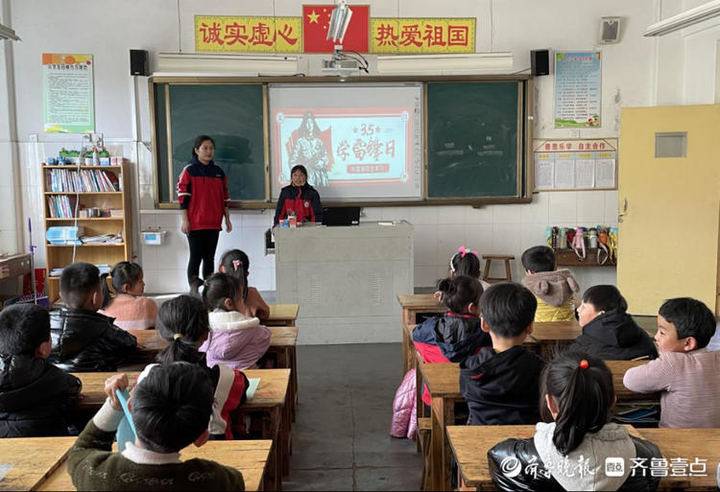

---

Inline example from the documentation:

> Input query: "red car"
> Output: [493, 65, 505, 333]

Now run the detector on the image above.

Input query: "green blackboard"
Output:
[156, 84, 266, 202]
[427, 81, 521, 198]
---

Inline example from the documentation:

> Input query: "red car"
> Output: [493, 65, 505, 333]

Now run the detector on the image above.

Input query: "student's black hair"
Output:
[449, 250, 482, 279]
[60, 262, 101, 309]
[132, 362, 214, 453]
[290, 164, 308, 179]
[540, 351, 614, 456]
[436, 275, 483, 314]
[191, 135, 215, 158]
[218, 249, 249, 301]
[581, 285, 628, 314]
[202, 272, 243, 311]
[521, 245, 556, 273]
[156, 295, 209, 365]
[658, 297, 717, 349]
[480, 282, 537, 338]
[100, 261, 144, 309]
[0, 304, 51, 356]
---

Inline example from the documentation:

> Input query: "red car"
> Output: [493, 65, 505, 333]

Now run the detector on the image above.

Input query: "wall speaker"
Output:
[600, 17, 623, 44]
[129, 49, 149, 76]
[531, 49, 550, 76]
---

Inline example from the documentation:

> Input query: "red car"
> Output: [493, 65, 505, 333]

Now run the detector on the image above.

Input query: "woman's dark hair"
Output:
[540, 351, 614, 455]
[582, 285, 628, 314]
[290, 164, 308, 179]
[202, 272, 243, 311]
[219, 249, 249, 301]
[191, 135, 215, 158]
[450, 250, 481, 278]
[156, 295, 209, 365]
[132, 362, 214, 453]
[436, 275, 483, 314]
[101, 261, 144, 309]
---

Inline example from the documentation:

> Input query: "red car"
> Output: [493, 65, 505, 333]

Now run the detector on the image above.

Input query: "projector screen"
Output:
[269, 83, 423, 201]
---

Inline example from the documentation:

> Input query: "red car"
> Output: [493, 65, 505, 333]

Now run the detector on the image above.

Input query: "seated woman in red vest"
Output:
[274, 165, 323, 225]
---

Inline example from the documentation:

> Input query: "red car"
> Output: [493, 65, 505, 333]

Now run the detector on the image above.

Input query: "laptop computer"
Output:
[322, 207, 360, 226]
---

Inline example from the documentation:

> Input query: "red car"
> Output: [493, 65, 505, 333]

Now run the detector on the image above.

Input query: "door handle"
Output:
[618, 198, 628, 222]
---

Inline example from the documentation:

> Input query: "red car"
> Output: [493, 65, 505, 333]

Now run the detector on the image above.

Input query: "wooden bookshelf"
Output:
[42, 162, 133, 303]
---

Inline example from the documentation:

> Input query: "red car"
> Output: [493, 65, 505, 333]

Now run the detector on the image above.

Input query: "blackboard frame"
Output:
[149, 75, 533, 209]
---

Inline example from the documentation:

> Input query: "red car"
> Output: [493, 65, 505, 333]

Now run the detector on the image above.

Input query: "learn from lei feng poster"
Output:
[554, 51, 601, 128]
[42, 54, 95, 133]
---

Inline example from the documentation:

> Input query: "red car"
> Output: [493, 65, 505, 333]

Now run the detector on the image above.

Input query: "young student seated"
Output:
[67, 363, 245, 491]
[200, 273, 271, 370]
[413, 275, 489, 364]
[569, 285, 657, 360]
[0, 304, 81, 437]
[624, 297, 720, 427]
[99, 261, 158, 330]
[489, 352, 662, 491]
[219, 249, 270, 319]
[460, 282, 545, 425]
[521, 245, 580, 322]
[154, 294, 248, 439]
[51, 262, 138, 372]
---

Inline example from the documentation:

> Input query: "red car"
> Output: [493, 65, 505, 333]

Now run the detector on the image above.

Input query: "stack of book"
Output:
[47, 169, 120, 193]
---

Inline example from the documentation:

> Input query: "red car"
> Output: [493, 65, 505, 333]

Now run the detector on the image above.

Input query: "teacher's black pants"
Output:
[186, 229, 220, 288]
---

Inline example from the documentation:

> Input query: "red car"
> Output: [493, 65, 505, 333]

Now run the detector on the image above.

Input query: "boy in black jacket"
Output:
[0, 304, 81, 437]
[51, 262, 137, 372]
[461, 282, 545, 425]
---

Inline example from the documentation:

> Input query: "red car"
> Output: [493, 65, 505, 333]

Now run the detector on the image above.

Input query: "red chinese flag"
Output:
[303, 4, 369, 53]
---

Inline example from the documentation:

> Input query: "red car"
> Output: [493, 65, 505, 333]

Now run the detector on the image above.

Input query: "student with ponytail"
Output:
[199, 273, 271, 370]
[488, 351, 662, 491]
[218, 249, 270, 320]
[144, 295, 248, 440]
[99, 262, 157, 330]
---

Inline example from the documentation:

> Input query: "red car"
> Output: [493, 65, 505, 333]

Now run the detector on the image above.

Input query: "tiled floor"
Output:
[283, 343, 422, 491]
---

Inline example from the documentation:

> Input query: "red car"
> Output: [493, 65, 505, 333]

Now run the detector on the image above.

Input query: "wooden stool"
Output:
[482, 255, 515, 283]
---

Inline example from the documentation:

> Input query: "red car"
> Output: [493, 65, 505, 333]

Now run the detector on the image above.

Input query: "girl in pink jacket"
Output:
[199, 272, 271, 370]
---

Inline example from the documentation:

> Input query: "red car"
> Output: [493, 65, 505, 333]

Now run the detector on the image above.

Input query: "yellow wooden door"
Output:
[618, 104, 720, 315]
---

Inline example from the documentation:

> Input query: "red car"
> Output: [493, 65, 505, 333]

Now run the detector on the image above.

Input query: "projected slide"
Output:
[270, 84, 423, 201]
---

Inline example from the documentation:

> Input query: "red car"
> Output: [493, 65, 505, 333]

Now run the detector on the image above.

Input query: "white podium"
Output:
[274, 221, 414, 344]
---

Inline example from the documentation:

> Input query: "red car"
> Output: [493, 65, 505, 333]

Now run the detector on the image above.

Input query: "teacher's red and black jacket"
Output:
[273, 184, 323, 225]
[176, 157, 229, 231]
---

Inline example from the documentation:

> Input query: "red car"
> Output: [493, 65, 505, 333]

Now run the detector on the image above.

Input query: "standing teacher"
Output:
[177, 135, 232, 289]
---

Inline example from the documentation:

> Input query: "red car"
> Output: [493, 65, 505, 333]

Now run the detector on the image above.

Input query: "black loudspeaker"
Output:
[129, 49, 149, 76]
[531, 49, 550, 76]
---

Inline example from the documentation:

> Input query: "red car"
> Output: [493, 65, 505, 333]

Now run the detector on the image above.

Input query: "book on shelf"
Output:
[81, 233, 123, 244]
[46, 169, 120, 193]
[46, 195, 78, 218]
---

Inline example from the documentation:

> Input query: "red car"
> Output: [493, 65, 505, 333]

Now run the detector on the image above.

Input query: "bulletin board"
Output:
[533, 138, 617, 191]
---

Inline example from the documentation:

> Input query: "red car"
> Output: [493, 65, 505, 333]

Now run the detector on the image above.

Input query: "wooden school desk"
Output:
[73, 369, 291, 489]
[528, 320, 582, 358]
[265, 326, 299, 422]
[636, 428, 720, 491]
[0, 436, 75, 491]
[37, 440, 273, 492]
[446, 425, 644, 491]
[263, 304, 300, 327]
[397, 294, 444, 372]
